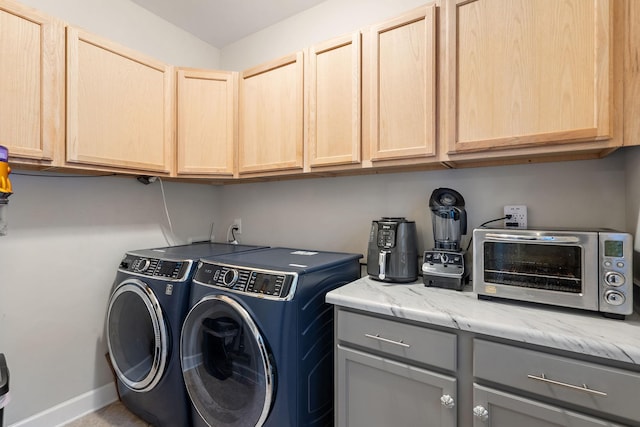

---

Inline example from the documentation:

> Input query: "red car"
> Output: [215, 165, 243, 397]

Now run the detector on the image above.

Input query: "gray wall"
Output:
[218, 152, 629, 258]
[220, 0, 427, 70]
[625, 148, 640, 284]
[18, 0, 221, 68]
[0, 174, 222, 425]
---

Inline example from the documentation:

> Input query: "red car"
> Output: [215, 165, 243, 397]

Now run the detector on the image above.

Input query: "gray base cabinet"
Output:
[472, 385, 620, 427]
[337, 345, 456, 427]
[334, 307, 640, 427]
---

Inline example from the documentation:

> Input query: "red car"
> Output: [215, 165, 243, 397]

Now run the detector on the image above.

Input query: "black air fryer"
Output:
[367, 217, 418, 282]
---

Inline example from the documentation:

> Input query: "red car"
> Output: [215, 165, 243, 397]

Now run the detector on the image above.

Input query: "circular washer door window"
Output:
[181, 294, 275, 427]
[107, 279, 168, 392]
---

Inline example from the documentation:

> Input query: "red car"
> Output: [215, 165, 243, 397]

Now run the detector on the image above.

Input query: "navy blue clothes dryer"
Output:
[106, 242, 265, 427]
[181, 247, 362, 427]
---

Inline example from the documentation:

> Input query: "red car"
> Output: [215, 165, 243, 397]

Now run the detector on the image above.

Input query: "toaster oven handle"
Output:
[484, 233, 581, 244]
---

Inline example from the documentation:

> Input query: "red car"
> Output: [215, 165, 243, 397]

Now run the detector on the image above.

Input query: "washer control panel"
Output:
[194, 262, 295, 300]
[119, 254, 190, 281]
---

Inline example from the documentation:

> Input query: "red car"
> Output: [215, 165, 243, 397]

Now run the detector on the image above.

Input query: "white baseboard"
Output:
[8, 383, 118, 427]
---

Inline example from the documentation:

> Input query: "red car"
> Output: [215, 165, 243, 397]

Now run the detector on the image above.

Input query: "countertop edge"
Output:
[326, 278, 640, 366]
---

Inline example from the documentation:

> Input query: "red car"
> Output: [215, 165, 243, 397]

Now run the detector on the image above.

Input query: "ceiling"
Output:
[130, 0, 327, 48]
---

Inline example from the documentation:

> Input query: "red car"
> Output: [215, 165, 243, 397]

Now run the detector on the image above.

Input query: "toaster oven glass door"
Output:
[483, 242, 582, 293]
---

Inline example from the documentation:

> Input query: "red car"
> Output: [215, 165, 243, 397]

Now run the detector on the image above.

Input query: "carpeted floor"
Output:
[63, 401, 150, 427]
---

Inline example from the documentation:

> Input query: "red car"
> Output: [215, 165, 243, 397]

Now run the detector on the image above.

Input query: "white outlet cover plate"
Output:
[504, 205, 527, 229]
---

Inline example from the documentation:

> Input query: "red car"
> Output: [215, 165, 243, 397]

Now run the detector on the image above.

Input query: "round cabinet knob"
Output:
[440, 394, 455, 409]
[604, 271, 625, 287]
[223, 269, 239, 287]
[473, 405, 489, 422]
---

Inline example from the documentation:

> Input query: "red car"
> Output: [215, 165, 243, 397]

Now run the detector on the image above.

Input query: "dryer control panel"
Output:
[119, 254, 191, 281]
[194, 262, 296, 300]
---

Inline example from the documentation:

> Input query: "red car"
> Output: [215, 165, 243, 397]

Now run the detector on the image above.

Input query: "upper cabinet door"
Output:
[0, 0, 64, 164]
[446, 0, 612, 154]
[66, 27, 174, 174]
[307, 32, 362, 169]
[239, 52, 304, 175]
[176, 68, 237, 177]
[367, 5, 437, 162]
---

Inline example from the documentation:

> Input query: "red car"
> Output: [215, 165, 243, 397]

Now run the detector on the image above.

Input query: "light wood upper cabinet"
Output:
[176, 68, 237, 177]
[445, 0, 613, 154]
[0, 0, 64, 164]
[306, 32, 362, 169]
[66, 27, 174, 174]
[366, 5, 437, 163]
[239, 52, 304, 175]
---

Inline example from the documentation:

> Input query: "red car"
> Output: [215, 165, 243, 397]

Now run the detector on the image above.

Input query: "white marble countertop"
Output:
[326, 276, 640, 366]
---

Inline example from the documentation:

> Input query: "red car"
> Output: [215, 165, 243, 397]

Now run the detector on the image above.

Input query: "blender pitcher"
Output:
[430, 188, 467, 250]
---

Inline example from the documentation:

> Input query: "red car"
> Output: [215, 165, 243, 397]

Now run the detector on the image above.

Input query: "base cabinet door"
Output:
[336, 345, 456, 427]
[472, 384, 624, 427]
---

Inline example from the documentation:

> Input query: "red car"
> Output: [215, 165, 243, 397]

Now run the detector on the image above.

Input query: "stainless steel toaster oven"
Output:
[473, 228, 633, 318]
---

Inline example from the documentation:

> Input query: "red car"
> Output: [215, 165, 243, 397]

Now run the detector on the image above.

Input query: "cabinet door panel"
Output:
[66, 27, 173, 173]
[473, 385, 624, 427]
[446, 0, 612, 153]
[368, 5, 437, 161]
[239, 53, 304, 174]
[337, 345, 456, 427]
[308, 32, 361, 168]
[177, 68, 236, 176]
[0, 0, 64, 163]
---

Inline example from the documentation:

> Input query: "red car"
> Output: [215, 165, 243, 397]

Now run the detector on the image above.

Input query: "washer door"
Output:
[181, 295, 275, 427]
[107, 279, 168, 392]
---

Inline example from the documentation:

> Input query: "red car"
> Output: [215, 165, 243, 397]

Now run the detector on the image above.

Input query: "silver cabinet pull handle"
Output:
[364, 333, 411, 348]
[527, 374, 607, 396]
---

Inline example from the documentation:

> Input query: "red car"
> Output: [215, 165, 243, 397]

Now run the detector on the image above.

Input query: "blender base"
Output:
[423, 273, 468, 291]
[422, 249, 468, 291]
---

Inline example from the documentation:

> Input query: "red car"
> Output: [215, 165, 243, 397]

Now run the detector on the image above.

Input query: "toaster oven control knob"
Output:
[604, 271, 625, 287]
[223, 269, 239, 287]
[604, 290, 626, 306]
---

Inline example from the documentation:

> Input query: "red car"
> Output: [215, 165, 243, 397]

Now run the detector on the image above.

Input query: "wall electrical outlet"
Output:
[504, 205, 527, 229]
[232, 218, 242, 234]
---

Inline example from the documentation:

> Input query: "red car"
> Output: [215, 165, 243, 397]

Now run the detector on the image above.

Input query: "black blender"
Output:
[422, 188, 469, 290]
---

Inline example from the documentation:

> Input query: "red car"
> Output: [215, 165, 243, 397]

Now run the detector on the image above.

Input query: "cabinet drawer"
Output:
[474, 339, 640, 423]
[337, 309, 456, 371]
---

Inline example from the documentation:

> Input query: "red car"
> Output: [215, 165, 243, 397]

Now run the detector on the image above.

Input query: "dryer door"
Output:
[106, 279, 168, 392]
[181, 295, 275, 427]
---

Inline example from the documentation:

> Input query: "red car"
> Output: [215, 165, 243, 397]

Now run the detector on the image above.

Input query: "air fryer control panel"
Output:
[375, 222, 398, 249]
[194, 262, 296, 300]
[118, 254, 191, 281]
